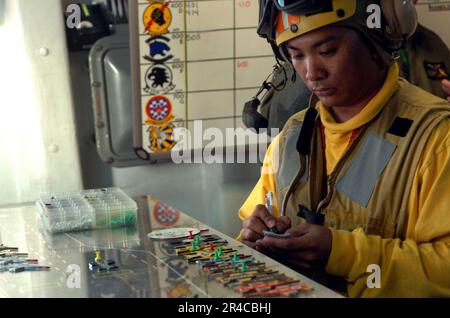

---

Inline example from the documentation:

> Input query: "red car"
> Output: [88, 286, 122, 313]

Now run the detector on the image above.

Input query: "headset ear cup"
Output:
[380, 0, 418, 44]
[242, 98, 269, 132]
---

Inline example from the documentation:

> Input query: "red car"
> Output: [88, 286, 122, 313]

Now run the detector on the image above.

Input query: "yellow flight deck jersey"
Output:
[238, 64, 450, 297]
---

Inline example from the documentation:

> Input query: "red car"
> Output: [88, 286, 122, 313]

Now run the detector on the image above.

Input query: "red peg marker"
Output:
[188, 231, 194, 239]
[210, 243, 214, 252]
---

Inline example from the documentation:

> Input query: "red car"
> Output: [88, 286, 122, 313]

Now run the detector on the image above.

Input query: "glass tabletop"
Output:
[0, 195, 342, 298]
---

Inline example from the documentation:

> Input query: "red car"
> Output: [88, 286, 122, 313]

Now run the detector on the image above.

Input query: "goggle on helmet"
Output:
[275, 0, 358, 46]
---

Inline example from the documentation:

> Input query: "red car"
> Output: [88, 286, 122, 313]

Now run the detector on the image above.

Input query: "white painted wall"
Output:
[0, 0, 82, 206]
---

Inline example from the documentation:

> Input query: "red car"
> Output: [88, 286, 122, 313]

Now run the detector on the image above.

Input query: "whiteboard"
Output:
[129, 0, 274, 161]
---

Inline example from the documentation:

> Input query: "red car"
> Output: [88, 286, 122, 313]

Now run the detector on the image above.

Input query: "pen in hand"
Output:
[265, 192, 278, 234]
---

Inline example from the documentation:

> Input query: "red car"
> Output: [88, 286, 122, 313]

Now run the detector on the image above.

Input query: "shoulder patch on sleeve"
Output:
[423, 61, 448, 80]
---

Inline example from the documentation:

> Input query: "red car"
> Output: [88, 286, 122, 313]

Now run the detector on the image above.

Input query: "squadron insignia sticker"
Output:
[143, 1, 173, 35]
[145, 96, 177, 153]
[147, 124, 176, 153]
[423, 61, 449, 80]
[144, 35, 174, 63]
[140, 1, 178, 155]
[145, 96, 174, 125]
[153, 200, 180, 227]
[144, 64, 176, 94]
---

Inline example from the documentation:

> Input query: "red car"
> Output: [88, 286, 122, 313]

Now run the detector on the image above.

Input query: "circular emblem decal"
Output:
[143, 2, 172, 35]
[144, 64, 175, 95]
[145, 96, 173, 125]
[153, 201, 180, 227]
[148, 123, 176, 153]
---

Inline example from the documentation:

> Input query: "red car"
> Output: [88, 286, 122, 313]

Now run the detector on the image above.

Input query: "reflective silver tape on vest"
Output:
[336, 132, 397, 208]
[278, 124, 308, 189]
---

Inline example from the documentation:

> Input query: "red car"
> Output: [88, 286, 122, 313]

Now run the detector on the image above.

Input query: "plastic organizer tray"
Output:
[36, 188, 138, 234]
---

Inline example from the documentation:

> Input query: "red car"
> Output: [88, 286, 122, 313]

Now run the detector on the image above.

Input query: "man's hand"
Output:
[442, 79, 450, 102]
[241, 205, 291, 249]
[255, 223, 332, 270]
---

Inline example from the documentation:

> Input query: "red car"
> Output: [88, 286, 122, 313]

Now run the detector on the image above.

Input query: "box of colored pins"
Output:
[36, 188, 138, 234]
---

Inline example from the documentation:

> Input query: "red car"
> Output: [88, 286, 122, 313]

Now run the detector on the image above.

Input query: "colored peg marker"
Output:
[95, 251, 103, 263]
[241, 261, 247, 272]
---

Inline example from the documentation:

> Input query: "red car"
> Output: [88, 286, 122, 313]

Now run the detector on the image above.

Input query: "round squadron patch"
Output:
[148, 123, 176, 153]
[144, 64, 176, 95]
[153, 200, 180, 227]
[145, 95, 173, 125]
[143, 2, 173, 35]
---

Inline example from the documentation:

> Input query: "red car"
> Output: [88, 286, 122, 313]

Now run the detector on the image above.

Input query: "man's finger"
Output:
[241, 228, 264, 243]
[257, 235, 312, 252]
[243, 216, 269, 237]
[252, 205, 276, 229]
[286, 223, 310, 237]
[276, 216, 291, 233]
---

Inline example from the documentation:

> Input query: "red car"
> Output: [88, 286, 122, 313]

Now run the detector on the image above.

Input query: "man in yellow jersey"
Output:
[238, 0, 450, 297]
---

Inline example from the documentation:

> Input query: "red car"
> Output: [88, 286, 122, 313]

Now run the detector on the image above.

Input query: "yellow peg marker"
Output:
[95, 250, 103, 263]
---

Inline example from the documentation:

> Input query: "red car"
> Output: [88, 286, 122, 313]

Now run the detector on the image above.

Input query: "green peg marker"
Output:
[218, 246, 223, 256]
[214, 251, 220, 261]
[241, 260, 247, 272]
[232, 252, 239, 263]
